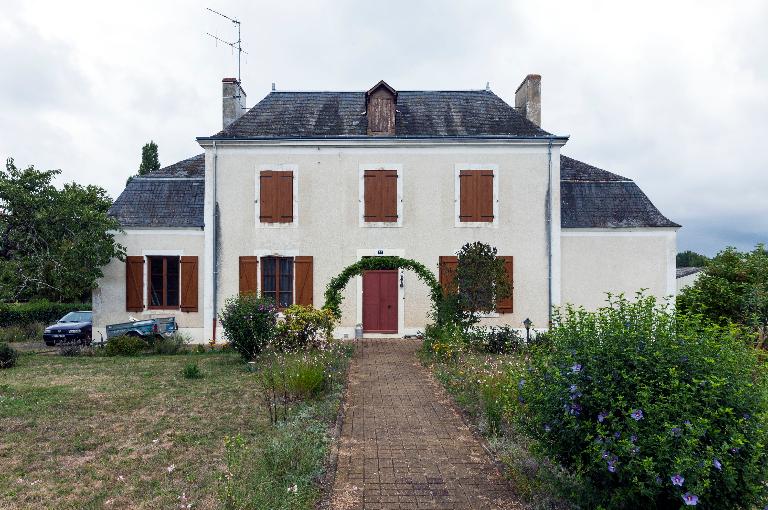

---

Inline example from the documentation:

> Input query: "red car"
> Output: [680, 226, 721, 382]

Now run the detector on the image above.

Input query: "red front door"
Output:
[362, 270, 398, 333]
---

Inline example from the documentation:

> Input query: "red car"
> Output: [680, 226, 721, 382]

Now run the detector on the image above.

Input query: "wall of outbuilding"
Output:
[92, 229, 205, 342]
[560, 228, 677, 311]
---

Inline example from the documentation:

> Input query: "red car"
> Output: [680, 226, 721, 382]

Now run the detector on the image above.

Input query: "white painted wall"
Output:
[201, 140, 564, 338]
[560, 228, 677, 311]
[92, 229, 206, 342]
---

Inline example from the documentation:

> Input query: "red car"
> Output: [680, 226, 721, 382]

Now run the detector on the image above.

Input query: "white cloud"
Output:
[0, 0, 765, 255]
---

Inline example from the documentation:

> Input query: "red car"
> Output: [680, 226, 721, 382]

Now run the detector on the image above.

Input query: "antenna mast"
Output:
[206, 7, 248, 82]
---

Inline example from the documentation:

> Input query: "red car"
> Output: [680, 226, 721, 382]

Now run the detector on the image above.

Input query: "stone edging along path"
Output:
[329, 338, 524, 510]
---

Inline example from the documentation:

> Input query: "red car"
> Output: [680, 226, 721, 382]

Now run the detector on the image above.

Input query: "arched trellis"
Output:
[322, 256, 443, 319]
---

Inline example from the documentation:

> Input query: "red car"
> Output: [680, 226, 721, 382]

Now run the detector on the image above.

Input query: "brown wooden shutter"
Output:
[382, 170, 398, 221]
[496, 256, 514, 313]
[239, 256, 259, 295]
[259, 171, 275, 223]
[125, 256, 145, 312]
[459, 170, 494, 222]
[294, 256, 313, 306]
[439, 256, 459, 295]
[363, 170, 380, 221]
[180, 256, 199, 312]
[276, 171, 293, 223]
[478, 170, 494, 221]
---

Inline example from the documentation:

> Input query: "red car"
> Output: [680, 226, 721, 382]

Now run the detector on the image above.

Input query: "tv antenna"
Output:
[206, 7, 248, 82]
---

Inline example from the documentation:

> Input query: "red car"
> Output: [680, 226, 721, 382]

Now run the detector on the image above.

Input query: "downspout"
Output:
[212, 141, 218, 341]
[546, 139, 553, 325]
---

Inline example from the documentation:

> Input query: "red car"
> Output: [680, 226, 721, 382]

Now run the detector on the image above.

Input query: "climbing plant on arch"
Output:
[322, 256, 443, 319]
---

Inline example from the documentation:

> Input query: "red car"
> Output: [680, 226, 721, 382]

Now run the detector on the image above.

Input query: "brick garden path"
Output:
[330, 338, 523, 510]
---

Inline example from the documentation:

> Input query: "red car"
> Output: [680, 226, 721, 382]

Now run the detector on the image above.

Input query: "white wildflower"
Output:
[167, 464, 176, 473]
[287, 484, 298, 493]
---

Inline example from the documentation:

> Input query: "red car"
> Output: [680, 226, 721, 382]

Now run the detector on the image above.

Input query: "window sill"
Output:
[455, 221, 497, 228]
[361, 222, 402, 228]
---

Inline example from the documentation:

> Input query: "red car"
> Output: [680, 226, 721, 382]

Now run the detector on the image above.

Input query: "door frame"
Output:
[355, 248, 405, 338]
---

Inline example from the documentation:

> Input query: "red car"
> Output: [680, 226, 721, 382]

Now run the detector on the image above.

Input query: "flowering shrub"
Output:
[520, 294, 768, 509]
[276, 305, 336, 351]
[466, 325, 525, 354]
[422, 323, 466, 362]
[219, 294, 278, 360]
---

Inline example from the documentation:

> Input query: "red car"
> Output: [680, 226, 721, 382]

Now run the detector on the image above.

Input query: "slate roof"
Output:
[109, 153, 678, 231]
[676, 267, 703, 279]
[109, 174, 204, 229]
[142, 154, 204, 178]
[560, 155, 680, 229]
[206, 90, 551, 139]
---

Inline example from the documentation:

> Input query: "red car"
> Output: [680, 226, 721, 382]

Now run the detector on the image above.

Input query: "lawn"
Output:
[0, 348, 350, 509]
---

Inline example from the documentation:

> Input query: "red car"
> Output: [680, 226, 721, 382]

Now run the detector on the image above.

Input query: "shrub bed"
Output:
[520, 295, 768, 509]
[0, 342, 19, 368]
[104, 335, 147, 356]
[219, 294, 278, 360]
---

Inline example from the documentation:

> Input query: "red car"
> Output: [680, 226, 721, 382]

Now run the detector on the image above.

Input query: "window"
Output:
[364, 170, 398, 222]
[459, 169, 494, 223]
[439, 255, 514, 313]
[259, 170, 294, 223]
[148, 256, 180, 308]
[262, 256, 294, 307]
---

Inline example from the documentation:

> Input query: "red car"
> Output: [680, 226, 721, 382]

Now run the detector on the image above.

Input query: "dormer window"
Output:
[366, 80, 397, 136]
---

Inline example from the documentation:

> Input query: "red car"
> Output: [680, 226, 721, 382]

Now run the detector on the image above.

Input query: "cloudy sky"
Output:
[1, 0, 766, 255]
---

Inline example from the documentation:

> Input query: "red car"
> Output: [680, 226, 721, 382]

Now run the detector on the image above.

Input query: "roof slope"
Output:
[676, 267, 703, 278]
[109, 156, 205, 228]
[560, 156, 679, 229]
[110, 153, 678, 231]
[209, 90, 550, 139]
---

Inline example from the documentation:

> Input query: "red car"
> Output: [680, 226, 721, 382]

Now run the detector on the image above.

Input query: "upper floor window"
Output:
[459, 169, 495, 223]
[364, 170, 398, 222]
[259, 170, 294, 223]
[261, 256, 294, 308]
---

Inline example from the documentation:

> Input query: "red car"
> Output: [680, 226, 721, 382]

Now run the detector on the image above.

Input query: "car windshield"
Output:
[58, 311, 92, 323]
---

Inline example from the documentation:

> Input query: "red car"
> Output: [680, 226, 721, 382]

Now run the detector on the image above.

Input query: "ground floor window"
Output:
[261, 256, 294, 307]
[148, 256, 180, 308]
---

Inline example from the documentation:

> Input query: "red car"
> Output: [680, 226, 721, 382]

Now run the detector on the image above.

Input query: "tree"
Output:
[0, 158, 125, 302]
[443, 242, 511, 330]
[676, 250, 709, 268]
[138, 140, 160, 176]
[677, 244, 768, 347]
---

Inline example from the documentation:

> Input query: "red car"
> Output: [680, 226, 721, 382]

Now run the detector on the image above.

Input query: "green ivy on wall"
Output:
[322, 256, 443, 319]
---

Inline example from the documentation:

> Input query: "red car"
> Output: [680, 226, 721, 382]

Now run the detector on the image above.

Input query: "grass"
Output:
[0, 345, 353, 509]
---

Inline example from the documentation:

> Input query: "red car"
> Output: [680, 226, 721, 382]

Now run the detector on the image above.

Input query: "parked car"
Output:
[43, 311, 92, 346]
[106, 317, 178, 340]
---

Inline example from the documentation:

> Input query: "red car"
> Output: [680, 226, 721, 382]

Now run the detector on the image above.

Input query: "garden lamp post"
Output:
[523, 317, 532, 343]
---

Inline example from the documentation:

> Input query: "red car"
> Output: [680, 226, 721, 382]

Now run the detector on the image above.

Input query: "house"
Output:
[676, 267, 703, 292]
[93, 75, 680, 342]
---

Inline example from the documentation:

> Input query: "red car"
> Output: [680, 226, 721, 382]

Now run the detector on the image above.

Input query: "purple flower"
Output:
[613, 431, 621, 439]
[743, 413, 751, 420]
[671, 427, 682, 437]
[607, 461, 617, 473]
[570, 363, 582, 373]
[518, 379, 526, 389]
[682, 492, 698, 506]
[671, 474, 685, 486]
[630, 446, 640, 455]
[544, 424, 551, 433]
[713, 458, 722, 470]
[630, 409, 644, 421]
[630, 434, 638, 443]
[569, 403, 582, 416]
[684, 420, 691, 426]
[601, 450, 611, 460]
[597, 411, 607, 423]
[730, 447, 741, 454]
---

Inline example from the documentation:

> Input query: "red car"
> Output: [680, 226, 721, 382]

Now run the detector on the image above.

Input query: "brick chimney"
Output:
[515, 74, 541, 126]
[222, 78, 247, 128]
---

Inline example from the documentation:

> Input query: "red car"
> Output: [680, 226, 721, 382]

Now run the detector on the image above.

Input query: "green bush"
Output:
[151, 333, 189, 355]
[276, 305, 336, 351]
[181, 362, 202, 379]
[0, 301, 90, 327]
[219, 294, 278, 360]
[421, 322, 466, 362]
[0, 342, 19, 368]
[467, 325, 525, 354]
[520, 294, 768, 509]
[104, 335, 147, 356]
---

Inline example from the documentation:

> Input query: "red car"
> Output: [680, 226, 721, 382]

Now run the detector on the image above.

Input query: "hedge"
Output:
[0, 301, 91, 327]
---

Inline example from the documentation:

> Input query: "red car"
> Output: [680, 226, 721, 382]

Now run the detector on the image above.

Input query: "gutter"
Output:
[196, 135, 570, 146]
[546, 139, 553, 325]
[212, 141, 218, 341]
